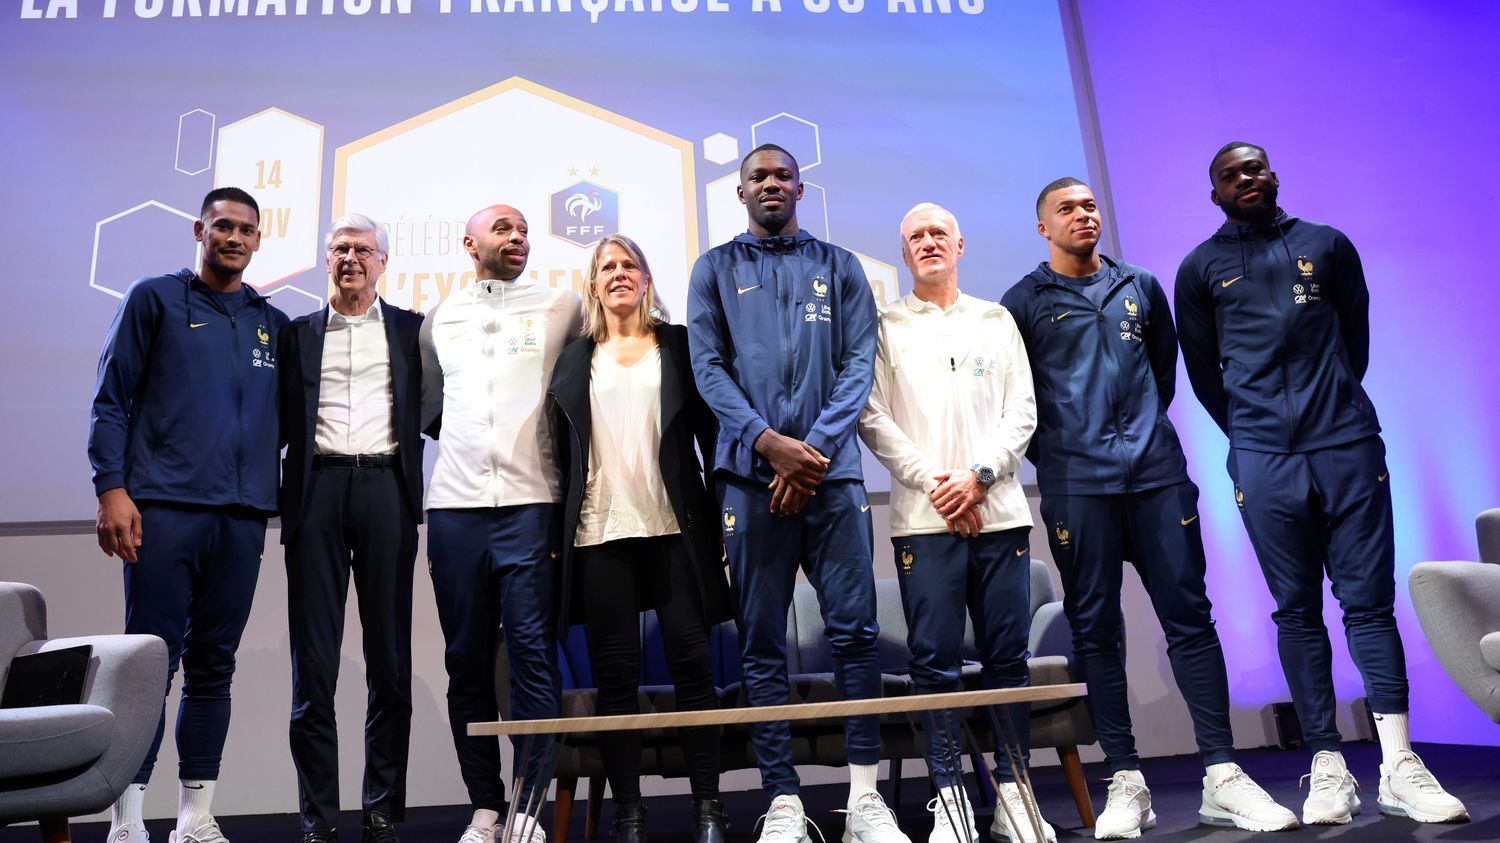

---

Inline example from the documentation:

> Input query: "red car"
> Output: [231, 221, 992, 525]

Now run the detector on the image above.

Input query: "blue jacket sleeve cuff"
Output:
[805, 430, 837, 459]
[94, 474, 125, 496]
[739, 421, 772, 455]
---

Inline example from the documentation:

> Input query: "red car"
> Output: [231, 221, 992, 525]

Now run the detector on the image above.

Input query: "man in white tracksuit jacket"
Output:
[858, 203, 1051, 843]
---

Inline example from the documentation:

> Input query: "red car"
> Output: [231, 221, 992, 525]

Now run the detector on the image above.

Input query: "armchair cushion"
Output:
[0, 703, 114, 779]
[1481, 632, 1500, 672]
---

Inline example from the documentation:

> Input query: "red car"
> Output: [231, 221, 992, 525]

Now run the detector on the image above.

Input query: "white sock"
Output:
[470, 808, 501, 830]
[849, 763, 880, 804]
[177, 780, 216, 833]
[1205, 762, 1239, 787]
[113, 783, 147, 829]
[1115, 769, 1145, 785]
[1373, 711, 1412, 767]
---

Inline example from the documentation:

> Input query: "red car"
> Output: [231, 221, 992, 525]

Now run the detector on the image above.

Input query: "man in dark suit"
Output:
[278, 213, 427, 843]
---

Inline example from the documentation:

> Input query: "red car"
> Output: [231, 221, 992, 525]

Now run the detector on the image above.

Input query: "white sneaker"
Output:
[506, 814, 547, 843]
[458, 826, 495, 843]
[926, 786, 978, 843]
[168, 822, 229, 843]
[1378, 750, 1469, 823]
[109, 824, 150, 843]
[1198, 763, 1297, 831]
[757, 794, 814, 843]
[990, 782, 1056, 843]
[1094, 771, 1154, 840]
[1300, 751, 1360, 824]
[840, 791, 911, 843]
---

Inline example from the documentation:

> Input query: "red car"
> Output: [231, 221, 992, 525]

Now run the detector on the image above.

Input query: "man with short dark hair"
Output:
[91, 186, 289, 843]
[1176, 142, 1468, 826]
[278, 214, 426, 843]
[687, 145, 904, 843]
[1003, 178, 1293, 840]
[420, 204, 581, 843]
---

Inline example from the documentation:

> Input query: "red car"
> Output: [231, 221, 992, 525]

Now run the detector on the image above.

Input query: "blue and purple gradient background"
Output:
[1077, 0, 1500, 745]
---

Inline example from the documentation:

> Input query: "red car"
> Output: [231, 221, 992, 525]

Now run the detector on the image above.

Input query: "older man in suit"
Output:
[278, 214, 427, 843]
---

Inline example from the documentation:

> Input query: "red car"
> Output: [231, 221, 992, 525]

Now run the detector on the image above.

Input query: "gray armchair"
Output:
[0, 582, 168, 842]
[1408, 509, 1500, 722]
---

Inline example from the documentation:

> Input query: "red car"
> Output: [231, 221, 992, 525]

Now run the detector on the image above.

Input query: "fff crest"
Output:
[550, 180, 619, 248]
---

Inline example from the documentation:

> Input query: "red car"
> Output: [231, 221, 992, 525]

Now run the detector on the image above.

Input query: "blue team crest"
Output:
[550, 181, 619, 247]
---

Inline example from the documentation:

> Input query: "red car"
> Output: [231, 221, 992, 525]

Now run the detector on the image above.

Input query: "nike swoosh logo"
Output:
[548, 550, 560, 558]
[1220, 275, 1244, 288]
[860, 504, 871, 513]
[1052, 310, 1072, 322]
[1180, 515, 1199, 526]
[1377, 473, 1388, 482]
[189, 322, 209, 328]
[1015, 547, 1027, 557]
[737, 284, 761, 295]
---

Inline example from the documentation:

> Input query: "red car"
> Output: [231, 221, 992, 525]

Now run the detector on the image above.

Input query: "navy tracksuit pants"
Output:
[1228, 436, 1406, 752]
[427, 504, 561, 813]
[895, 527, 1032, 785]
[124, 503, 267, 783]
[1041, 481, 1234, 772]
[719, 477, 882, 797]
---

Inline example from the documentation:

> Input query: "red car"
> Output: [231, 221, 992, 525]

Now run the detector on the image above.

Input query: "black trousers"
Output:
[577, 535, 720, 804]
[286, 464, 417, 833]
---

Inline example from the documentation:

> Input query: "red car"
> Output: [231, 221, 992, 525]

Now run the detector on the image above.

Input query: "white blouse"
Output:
[575, 345, 681, 547]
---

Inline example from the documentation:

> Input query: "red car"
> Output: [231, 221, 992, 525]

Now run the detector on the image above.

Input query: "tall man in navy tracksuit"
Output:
[1002, 178, 1294, 840]
[1175, 142, 1468, 826]
[687, 145, 907, 843]
[91, 187, 288, 843]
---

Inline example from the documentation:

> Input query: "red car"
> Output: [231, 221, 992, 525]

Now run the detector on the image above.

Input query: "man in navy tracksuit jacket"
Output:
[1176, 142, 1467, 825]
[687, 145, 906, 843]
[1003, 178, 1294, 839]
[90, 187, 288, 843]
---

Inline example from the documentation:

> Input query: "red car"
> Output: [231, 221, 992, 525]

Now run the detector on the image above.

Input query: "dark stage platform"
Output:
[5, 742, 1496, 843]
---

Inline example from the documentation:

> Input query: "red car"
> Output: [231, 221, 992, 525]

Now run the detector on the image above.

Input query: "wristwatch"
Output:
[970, 464, 996, 489]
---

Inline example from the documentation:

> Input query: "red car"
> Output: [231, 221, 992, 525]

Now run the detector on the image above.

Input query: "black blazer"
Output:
[547, 323, 732, 632]
[277, 300, 426, 542]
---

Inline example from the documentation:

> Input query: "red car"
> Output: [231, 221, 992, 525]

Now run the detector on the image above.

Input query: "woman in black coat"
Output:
[547, 234, 732, 843]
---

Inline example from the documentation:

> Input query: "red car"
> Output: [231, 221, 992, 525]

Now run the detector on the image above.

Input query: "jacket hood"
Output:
[1021, 253, 1133, 289]
[1212, 208, 1298, 242]
[731, 229, 815, 252]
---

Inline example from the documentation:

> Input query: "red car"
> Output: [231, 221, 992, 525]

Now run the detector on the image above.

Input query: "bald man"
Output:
[420, 205, 583, 843]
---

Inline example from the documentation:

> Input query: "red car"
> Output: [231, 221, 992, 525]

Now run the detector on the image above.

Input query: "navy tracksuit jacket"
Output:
[1176, 211, 1405, 749]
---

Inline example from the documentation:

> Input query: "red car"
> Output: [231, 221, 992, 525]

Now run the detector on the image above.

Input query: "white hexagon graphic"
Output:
[175, 109, 216, 176]
[705, 171, 745, 248]
[265, 282, 324, 320]
[333, 78, 698, 316]
[214, 108, 325, 291]
[798, 181, 830, 242]
[852, 250, 900, 308]
[750, 113, 822, 171]
[89, 200, 198, 299]
[702, 132, 739, 166]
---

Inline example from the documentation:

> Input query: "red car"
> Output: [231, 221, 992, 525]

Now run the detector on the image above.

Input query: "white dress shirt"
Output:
[859, 292, 1037, 537]
[315, 300, 396, 456]
[420, 277, 583, 509]
[575, 345, 680, 547]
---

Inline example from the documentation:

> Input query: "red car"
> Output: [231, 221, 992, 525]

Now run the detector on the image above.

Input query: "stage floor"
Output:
[6, 741, 1496, 842]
